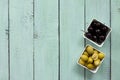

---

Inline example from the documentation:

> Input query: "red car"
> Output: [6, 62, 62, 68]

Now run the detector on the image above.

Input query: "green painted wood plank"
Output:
[0, 0, 8, 80]
[9, 0, 33, 80]
[60, 0, 84, 80]
[111, 0, 120, 80]
[34, 0, 58, 80]
[85, 0, 111, 80]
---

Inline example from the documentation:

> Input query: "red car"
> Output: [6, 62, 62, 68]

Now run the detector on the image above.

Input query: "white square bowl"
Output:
[83, 19, 112, 47]
[77, 44, 105, 73]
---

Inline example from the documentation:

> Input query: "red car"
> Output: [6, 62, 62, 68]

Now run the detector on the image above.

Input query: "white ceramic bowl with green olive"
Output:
[77, 45, 105, 73]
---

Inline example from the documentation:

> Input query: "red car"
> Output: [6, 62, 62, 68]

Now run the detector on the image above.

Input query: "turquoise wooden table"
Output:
[0, 0, 120, 80]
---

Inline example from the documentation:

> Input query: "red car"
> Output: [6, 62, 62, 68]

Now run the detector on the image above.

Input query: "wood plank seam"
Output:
[33, 0, 35, 80]
[84, 0, 86, 80]
[58, 0, 60, 80]
[109, 0, 112, 80]
[8, 0, 10, 80]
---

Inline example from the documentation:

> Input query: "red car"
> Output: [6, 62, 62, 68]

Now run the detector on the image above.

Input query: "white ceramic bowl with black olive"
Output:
[83, 19, 112, 47]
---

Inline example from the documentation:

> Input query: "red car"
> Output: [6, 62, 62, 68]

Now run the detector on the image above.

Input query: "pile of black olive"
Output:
[85, 19, 110, 45]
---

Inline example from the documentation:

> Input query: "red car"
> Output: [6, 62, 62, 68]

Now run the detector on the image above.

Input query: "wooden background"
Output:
[0, 0, 120, 80]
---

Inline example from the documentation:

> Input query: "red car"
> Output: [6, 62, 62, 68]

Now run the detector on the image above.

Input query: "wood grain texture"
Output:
[1, 0, 120, 80]
[111, 0, 120, 80]
[85, 0, 111, 80]
[9, 0, 33, 80]
[60, 0, 85, 80]
[34, 0, 58, 80]
[0, 0, 8, 80]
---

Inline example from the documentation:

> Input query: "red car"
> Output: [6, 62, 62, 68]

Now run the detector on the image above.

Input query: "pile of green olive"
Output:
[78, 45, 105, 70]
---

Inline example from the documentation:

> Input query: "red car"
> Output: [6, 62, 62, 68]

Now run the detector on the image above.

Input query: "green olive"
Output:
[78, 59, 85, 66]
[83, 51, 89, 56]
[94, 59, 100, 66]
[87, 64, 95, 70]
[92, 53, 98, 60]
[84, 63, 88, 67]
[98, 52, 105, 60]
[87, 57, 93, 63]
[81, 55, 88, 62]
[93, 50, 99, 54]
[86, 46, 94, 55]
